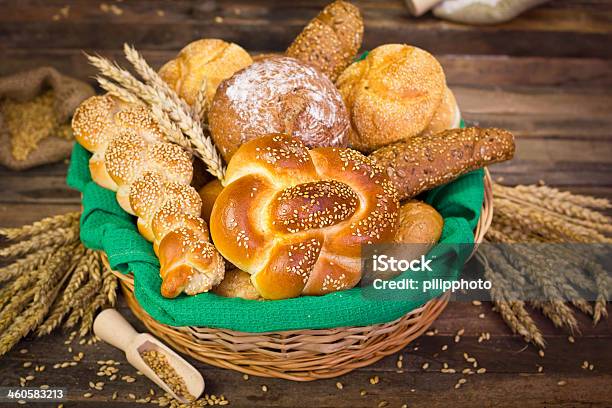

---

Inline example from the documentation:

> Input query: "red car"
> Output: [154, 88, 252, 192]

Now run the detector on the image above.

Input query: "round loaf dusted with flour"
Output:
[210, 134, 399, 300]
[336, 44, 446, 152]
[208, 56, 350, 162]
[159, 39, 252, 106]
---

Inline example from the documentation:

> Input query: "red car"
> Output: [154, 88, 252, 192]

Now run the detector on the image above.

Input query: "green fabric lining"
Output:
[67, 128, 483, 332]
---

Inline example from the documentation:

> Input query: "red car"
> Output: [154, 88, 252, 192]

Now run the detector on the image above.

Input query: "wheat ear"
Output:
[122, 44, 226, 180]
[0, 212, 80, 241]
[89, 50, 226, 180]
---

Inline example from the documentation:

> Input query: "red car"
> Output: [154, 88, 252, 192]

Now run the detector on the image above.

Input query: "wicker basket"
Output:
[106, 169, 493, 381]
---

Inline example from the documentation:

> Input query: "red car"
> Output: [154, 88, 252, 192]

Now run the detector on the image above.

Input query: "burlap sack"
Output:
[0, 67, 95, 170]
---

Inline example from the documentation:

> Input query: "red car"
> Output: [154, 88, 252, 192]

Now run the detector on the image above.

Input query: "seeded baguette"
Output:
[286, 0, 364, 81]
[370, 127, 515, 200]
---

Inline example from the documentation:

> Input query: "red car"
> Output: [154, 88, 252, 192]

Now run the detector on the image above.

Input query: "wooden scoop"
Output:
[93, 309, 204, 403]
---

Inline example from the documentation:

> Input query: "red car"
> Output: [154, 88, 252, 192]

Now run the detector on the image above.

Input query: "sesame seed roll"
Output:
[210, 134, 399, 300]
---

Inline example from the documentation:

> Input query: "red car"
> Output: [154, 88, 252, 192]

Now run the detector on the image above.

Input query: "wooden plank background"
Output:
[0, 0, 611, 406]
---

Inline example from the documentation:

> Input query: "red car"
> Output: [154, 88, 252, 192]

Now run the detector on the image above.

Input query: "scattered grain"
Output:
[141, 350, 194, 401]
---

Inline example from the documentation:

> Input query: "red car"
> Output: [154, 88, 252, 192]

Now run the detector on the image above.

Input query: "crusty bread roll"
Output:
[376, 200, 444, 281]
[287, 0, 364, 81]
[208, 56, 350, 162]
[159, 39, 252, 106]
[212, 268, 261, 300]
[72, 95, 225, 298]
[210, 134, 399, 300]
[370, 127, 515, 200]
[395, 201, 444, 246]
[336, 44, 446, 152]
[198, 179, 223, 224]
[420, 87, 461, 137]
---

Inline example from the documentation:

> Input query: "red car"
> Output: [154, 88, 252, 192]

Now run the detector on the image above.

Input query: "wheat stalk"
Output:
[86, 53, 155, 104]
[478, 252, 533, 340]
[123, 44, 193, 113]
[122, 44, 225, 179]
[494, 183, 611, 225]
[586, 260, 610, 325]
[95, 75, 186, 145]
[79, 266, 117, 336]
[149, 103, 189, 148]
[511, 301, 545, 348]
[0, 246, 55, 284]
[0, 212, 79, 241]
[192, 77, 209, 123]
[513, 184, 611, 209]
[0, 271, 70, 357]
[0, 223, 79, 259]
[89, 50, 226, 180]
[0, 286, 37, 335]
[37, 247, 89, 336]
[95, 76, 143, 104]
[63, 277, 102, 330]
[495, 198, 610, 243]
[0, 211, 119, 355]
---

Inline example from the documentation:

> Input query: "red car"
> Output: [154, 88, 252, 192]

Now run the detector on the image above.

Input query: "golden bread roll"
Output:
[212, 268, 261, 300]
[395, 201, 444, 246]
[210, 134, 399, 300]
[72, 95, 225, 298]
[159, 39, 252, 106]
[336, 44, 446, 152]
[420, 87, 461, 137]
[370, 127, 515, 200]
[198, 178, 223, 224]
[208, 56, 349, 162]
[287, 0, 364, 81]
[376, 200, 444, 281]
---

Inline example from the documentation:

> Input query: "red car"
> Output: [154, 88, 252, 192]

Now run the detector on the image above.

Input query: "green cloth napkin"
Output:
[67, 136, 483, 332]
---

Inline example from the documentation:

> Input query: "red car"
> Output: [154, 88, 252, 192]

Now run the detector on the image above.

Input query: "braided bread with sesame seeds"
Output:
[72, 94, 224, 298]
[209, 133, 399, 300]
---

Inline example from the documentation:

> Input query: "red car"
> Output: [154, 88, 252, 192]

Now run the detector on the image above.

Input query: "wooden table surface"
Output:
[1, 0, 611, 407]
